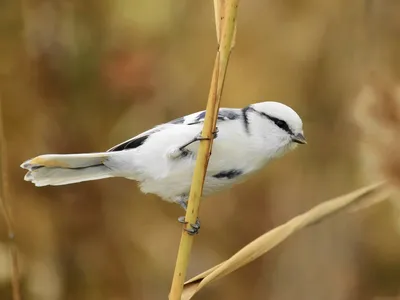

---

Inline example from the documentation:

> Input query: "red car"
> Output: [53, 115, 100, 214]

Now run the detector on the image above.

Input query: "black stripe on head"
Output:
[259, 112, 293, 135]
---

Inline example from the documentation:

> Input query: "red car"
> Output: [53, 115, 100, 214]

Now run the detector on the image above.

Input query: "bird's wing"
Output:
[107, 125, 166, 152]
[107, 108, 242, 152]
[171, 108, 242, 125]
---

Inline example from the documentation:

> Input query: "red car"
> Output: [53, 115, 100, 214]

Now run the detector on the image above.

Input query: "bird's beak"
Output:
[292, 133, 307, 144]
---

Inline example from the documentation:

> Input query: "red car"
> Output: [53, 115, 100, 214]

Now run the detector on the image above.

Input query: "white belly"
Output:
[138, 166, 248, 202]
[109, 121, 272, 203]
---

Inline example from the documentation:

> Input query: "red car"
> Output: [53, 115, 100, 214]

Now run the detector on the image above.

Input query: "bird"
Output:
[21, 101, 306, 234]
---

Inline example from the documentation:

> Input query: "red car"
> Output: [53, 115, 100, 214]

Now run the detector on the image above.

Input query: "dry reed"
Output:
[182, 182, 390, 299]
[168, 1, 239, 299]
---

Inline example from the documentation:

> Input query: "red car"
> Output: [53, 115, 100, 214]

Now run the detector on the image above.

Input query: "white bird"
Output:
[21, 101, 306, 233]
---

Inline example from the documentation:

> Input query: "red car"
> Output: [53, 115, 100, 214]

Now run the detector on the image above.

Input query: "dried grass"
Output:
[182, 182, 390, 300]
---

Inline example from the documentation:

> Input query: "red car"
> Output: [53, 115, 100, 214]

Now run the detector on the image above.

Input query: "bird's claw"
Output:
[197, 127, 218, 141]
[175, 127, 219, 154]
[178, 216, 201, 235]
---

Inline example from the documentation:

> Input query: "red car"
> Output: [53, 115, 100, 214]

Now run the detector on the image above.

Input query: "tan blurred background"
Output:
[1, 0, 400, 299]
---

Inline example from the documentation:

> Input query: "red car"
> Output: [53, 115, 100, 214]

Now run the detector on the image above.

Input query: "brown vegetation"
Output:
[1, 0, 400, 299]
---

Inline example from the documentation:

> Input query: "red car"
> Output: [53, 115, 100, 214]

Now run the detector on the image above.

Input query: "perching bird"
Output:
[21, 101, 306, 234]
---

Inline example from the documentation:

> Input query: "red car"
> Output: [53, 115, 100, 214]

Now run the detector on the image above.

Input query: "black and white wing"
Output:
[169, 108, 242, 126]
[107, 108, 242, 152]
[107, 125, 166, 152]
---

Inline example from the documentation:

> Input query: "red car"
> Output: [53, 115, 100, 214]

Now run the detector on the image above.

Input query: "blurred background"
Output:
[1, 0, 400, 299]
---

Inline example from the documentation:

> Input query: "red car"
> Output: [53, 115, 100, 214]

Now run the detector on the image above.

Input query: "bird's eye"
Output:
[275, 119, 285, 128]
[273, 119, 290, 132]
[259, 112, 292, 134]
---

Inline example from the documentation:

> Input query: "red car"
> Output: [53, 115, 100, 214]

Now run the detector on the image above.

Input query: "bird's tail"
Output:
[21, 152, 115, 187]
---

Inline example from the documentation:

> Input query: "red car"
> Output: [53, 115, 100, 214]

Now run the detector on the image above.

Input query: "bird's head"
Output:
[245, 101, 306, 157]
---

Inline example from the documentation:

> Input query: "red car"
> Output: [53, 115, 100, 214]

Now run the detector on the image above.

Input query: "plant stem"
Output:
[168, 1, 239, 299]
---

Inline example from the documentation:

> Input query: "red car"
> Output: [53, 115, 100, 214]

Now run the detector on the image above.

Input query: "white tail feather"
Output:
[21, 152, 115, 187]
[25, 165, 113, 186]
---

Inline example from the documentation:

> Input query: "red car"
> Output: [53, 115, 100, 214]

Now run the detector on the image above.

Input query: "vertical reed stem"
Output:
[168, 1, 239, 299]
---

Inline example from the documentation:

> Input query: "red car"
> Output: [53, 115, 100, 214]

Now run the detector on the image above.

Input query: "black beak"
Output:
[292, 133, 307, 144]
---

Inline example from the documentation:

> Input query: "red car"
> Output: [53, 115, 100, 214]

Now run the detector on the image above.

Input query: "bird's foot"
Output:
[178, 128, 219, 151]
[178, 216, 201, 235]
[188, 127, 218, 146]
[168, 128, 218, 159]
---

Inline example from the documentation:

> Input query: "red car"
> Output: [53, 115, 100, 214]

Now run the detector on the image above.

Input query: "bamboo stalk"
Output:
[168, 1, 239, 299]
[0, 97, 21, 300]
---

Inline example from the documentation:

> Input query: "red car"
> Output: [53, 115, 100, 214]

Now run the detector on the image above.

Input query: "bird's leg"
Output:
[178, 128, 218, 151]
[177, 198, 201, 235]
[168, 128, 219, 159]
